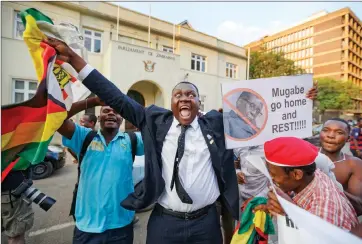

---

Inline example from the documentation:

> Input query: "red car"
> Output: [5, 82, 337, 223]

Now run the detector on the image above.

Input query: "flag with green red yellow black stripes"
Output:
[1, 8, 89, 174]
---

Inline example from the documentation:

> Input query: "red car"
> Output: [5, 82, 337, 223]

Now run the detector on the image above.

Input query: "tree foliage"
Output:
[316, 78, 360, 112]
[249, 48, 304, 79]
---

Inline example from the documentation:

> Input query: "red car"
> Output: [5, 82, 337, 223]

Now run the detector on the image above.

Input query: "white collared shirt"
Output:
[78, 65, 220, 212]
[78, 64, 94, 81]
[158, 118, 220, 212]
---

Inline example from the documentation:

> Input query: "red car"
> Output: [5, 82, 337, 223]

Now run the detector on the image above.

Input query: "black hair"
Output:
[84, 113, 97, 125]
[324, 118, 351, 133]
[283, 162, 316, 176]
[358, 118, 362, 122]
[172, 81, 199, 97]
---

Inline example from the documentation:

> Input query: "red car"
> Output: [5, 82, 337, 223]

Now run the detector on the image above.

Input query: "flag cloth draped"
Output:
[231, 197, 275, 244]
[1, 8, 83, 172]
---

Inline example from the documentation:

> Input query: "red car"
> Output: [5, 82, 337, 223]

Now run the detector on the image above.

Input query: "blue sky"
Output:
[115, 1, 362, 46]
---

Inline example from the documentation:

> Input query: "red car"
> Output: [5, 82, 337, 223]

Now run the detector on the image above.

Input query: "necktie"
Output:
[170, 124, 193, 204]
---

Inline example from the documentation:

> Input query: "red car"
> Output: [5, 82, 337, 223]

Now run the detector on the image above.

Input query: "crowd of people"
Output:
[1, 36, 361, 244]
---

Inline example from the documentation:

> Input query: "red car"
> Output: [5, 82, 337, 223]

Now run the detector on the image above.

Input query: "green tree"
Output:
[316, 78, 360, 112]
[249, 48, 304, 79]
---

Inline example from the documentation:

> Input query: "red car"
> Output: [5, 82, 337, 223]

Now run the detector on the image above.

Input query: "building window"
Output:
[309, 48, 313, 55]
[14, 11, 25, 39]
[191, 54, 206, 72]
[83, 28, 102, 53]
[226, 63, 237, 79]
[162, 45, 174, 53]
[199, 95, 206, 112]
[310, 58, 313, 66]
[12, 79, 37, 103]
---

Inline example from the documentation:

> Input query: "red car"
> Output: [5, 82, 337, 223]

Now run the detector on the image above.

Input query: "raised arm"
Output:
[45, 37, 146, 129]
[58, 97, 101, 139]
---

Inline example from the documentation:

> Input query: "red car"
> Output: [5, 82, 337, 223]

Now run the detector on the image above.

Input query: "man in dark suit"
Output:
[46, 37, 238, 244]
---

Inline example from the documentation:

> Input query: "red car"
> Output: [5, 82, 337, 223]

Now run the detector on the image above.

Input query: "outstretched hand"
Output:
[306, 81, 318, 100]
[253, 187, 292, 217]
[44, 37, 75, 63]
[94, 96, 106, 106]
[237, 172, 246, 184]
[45, 36, 87, 72]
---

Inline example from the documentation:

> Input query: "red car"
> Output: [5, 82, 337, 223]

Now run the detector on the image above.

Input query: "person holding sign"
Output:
[255, 137, 358, 231]
[232, 91, 320, 204]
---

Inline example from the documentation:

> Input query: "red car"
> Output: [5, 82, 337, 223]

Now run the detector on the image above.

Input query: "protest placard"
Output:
[221, 75, 313, 149]
[277, 197, 361, 244]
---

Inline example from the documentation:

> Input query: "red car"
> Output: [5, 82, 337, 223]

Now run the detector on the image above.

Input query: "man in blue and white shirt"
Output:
[58, 97, 144, 244]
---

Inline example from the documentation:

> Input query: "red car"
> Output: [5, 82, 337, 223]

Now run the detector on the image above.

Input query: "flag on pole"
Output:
[148, 4, 151, 48]
[117, 5, 120, 41]
[1, 8, 88, 174]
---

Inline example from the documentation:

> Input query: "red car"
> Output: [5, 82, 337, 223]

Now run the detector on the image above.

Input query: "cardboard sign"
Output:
[221, 75, 313, 149]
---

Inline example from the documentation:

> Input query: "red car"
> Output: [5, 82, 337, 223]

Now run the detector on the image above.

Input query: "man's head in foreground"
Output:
[264, 137, 318, 194]
[99, 106, 123, 131]
[171, 81, 200, 125]
[236, 92, 263, 123]
[80, 113, 97, 130]
[320, 118, 350, 154]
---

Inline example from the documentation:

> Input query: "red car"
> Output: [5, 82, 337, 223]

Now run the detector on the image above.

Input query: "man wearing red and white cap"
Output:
[260, 137, 358, 231]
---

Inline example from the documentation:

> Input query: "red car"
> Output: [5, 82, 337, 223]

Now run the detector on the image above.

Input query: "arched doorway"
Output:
[125, 90, 145, 131]
[125, 80, 164, 132]
[127, 90, 145, 107]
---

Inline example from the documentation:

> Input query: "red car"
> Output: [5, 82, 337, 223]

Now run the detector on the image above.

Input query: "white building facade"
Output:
[1, 1, 247, 131]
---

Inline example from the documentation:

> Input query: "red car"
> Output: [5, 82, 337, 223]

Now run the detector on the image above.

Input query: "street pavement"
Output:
[1, 154, 151, 244]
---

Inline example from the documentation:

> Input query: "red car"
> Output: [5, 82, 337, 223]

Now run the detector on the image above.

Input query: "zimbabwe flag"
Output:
[231, 197, 275, 244]
[1, 8, 78, 172]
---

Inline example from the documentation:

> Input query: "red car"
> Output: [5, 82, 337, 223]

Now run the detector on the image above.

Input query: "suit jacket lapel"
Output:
[198, 120, 221, 174]
[155, 115, 173, 164]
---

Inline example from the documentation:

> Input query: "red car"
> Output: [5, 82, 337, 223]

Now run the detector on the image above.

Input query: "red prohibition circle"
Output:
[223, 88, 268, 141]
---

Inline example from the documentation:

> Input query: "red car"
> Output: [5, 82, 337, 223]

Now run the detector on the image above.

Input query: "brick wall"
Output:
[314, 16, 343, 33]
[314, 51, 341, 65]
[314, 39, 342, 53]
[314, 28, 344, 44]
[314, 63, 341, 75]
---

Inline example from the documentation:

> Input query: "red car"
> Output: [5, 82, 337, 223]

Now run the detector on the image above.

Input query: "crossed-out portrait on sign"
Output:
[223, 89, 268, 140]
